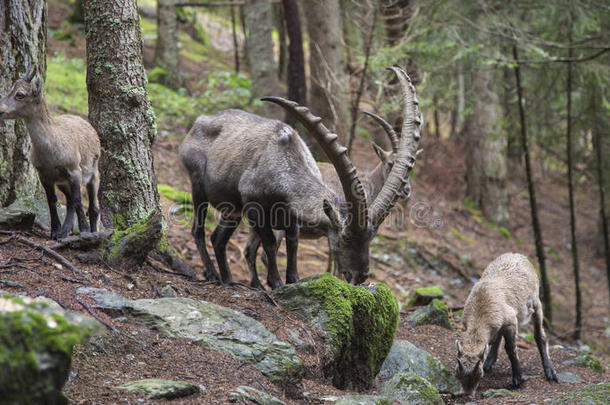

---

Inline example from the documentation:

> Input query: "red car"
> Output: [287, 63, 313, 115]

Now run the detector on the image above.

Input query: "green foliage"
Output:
[46, 52, 88, 115]
[148, 67, 168, 84]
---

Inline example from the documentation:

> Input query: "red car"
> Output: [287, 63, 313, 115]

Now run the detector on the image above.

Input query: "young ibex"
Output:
[0, 66, 101, 240]
[243, 115, 413, 280]
[455, 253, 557, 398]
[180, 66, 422, 288]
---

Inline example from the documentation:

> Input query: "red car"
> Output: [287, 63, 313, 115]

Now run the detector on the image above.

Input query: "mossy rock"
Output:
[273, 274, 399, 391]
[482, 388, 519, 398]
[0, 291, 102, 404]
[0, 208, 34, 231]
[407, 287, 444, 307]
[228, 386, 286, 404]
[571, 352, 605, 374]
[379, 372, 443, 404]
[117, 379, 199, 399]
[327, 395, 394, 405]
[551, 382, 610, 404]
[404, 299, 452, 330]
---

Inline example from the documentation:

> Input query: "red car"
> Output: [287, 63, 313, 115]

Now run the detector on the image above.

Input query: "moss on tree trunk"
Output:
[0, 0, 46, 206]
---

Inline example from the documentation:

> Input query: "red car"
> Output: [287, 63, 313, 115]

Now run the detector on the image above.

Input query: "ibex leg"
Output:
[210, 216, 238, 285]
[244, 231, 263, 288]
[533, 299, 557, 381]
[68, 171, 90, 233]
[57, 184, 75, 239]
[86, 172, 100, 233]
[285, 224, 299, 284]
[191, 183, 221, 282]
[483, 334, 502, 373]
[42, 180, 61, 240]
[254, 224, 283, 289]
[503, 325, 524, 388]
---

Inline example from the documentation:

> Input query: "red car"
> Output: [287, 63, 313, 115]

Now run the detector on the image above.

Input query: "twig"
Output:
[12, 234, 87, 276]
[74, 295, 120, 334]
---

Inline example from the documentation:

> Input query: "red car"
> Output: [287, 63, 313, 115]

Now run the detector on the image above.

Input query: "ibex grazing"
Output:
[0, 66, 101, 240]
[243, 114, 413, 280]
[455, 253, 557, 398]
[180, 66, 422, 288]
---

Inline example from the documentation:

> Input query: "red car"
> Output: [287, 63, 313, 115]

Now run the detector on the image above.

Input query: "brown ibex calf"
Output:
[455, 253, 557, 398]
[0, 66, 101, 240]
[180, 67, 422, 288]
[244, 114, 413, 280]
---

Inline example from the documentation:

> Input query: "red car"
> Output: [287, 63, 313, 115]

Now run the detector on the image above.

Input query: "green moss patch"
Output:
[552, 383, 610, 404]
[407, 286, 444, 307]
[405, 299, 452, 329]
[273, 274, 399, 390]
[379, 372, 442, 404]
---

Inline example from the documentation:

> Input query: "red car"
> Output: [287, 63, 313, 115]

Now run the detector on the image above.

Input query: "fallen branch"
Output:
[400, 304, 464, 313]
[74, 295, 119, 334]
[50, 230, 113, 251]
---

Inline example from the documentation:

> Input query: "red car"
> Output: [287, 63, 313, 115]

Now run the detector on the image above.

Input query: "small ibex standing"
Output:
[180, 67, 422, 288]
[243, 115, 413, 279]
[0, 66, 101, 240]
[455, 253, 558, 398]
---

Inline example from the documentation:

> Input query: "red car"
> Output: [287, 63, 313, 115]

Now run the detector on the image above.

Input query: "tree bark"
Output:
[274, 2, 287, 81]
[0, 0, 46, 207]
[84, 0, 161, 235]
[244, 0, 281, 118]
[230, 5, 240, 73]
[69, 0, 84, 24]
[464, 67, 510, 226]
[566, 18, 582, 339]
[155, 0, 181, 89]
[302, 0, 350, 142]
[513, 44, 552, 325]
[282, 0, 306, 114]
[382, 0, 410, 45]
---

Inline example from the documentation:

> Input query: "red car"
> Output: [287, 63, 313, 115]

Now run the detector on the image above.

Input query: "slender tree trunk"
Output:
[566, 20, 582, 339]
[84, 0, 161, 234]
[382, 0, 409, 45]
[244, 0, 281, 118]
[230, 6, 240, 73]
[0, 0, 46, 206]
[303, 0, 350, 142]
[282, 0, 306, 114]
[155, 0, 180, 89]
[503, 65, 520, 166]
[592, 84, 610, 307]
[513, 45, 552, 325]
[69, 0, 84, 24]
[433, 94, 441, 138]
[464, 66, 510, 226]
[347, 5, 378, 156]
[274, 3, 287, 81]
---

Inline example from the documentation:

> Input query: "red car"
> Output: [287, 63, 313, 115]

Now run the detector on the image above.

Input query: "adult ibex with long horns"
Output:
[180, 67, 422, 288]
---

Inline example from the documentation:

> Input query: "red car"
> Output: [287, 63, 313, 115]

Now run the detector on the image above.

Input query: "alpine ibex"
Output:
[455, 253, 557, 398]
[0, 66, 101, 240]
[180, 66, 421, 288]
[243, 114, 413, 280]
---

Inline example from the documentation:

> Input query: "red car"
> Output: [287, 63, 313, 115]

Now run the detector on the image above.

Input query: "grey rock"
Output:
[379, 372, 443, 404]
[287, 328, 314, 354]
[377, 339, 462, 395]
[324, 395, 395, 405]
[160, 284, 177, 298]
[117, 379, 199, 399]
[407, 287, 444, 307]
[78, 288, 302, 386]
[228, 386, 286, 404]
[556, 371, 584, 383]
[7, 197, 68, 232]
[0, 207, 34, 230]
[551, 382, 610, 404]
[482, 388, 519, 398]
[404, 299, 452, 330]
[0, 290, 102, 405]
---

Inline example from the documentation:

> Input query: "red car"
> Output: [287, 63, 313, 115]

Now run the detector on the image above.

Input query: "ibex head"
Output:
[263, 66, 422, 284]
[455, 340, 489, 398]
[0, 65, 43, 120]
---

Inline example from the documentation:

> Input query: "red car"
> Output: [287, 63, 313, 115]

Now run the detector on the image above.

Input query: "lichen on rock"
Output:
[378, 371, 443, 404]
[117, 378, 199, 399]
[404, 299, 452, 330]
[272, 274, 399, 391]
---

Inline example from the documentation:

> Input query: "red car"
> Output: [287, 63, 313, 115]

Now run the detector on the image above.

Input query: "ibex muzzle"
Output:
[180, 67, 422, 288]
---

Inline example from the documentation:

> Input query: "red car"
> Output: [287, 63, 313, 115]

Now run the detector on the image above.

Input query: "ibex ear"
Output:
[323, 199, 341, 228]
[32, 76, 42, 97]
[372, 143, 392, 164]
[455, 340, 463, 357]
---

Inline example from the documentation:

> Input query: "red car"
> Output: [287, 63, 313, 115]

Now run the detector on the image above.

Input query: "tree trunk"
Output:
[382, 0, 410, 45]
[464, 67, 510, 226]
[566, 21, 582, 339]
[155, 0, 180, 89]
[282, 0, 306, 113]
[302, 0, 350, 142]
[591, 83, 610, 308]
[84, 0, 161, 236]
[513, 45, 552, 325]
[244, 0, 281, 118]
[0, 0, 46, 207]
[274, 2, 287, 81]
[230, 6, 240, 73]
[69, 0, 84, 24]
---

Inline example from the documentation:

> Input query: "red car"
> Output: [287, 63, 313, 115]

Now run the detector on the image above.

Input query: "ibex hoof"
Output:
[268, 279, 283, 290]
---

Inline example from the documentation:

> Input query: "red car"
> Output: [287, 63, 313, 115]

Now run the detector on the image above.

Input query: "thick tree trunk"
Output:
[155, 0, 180, 89]
[244, 0, 281, 118]
[513, 45, 552, 325]
[302, 0, 349, 142]
[84, 0, 161, 236]
[464, 67, 510, 226]
[0, 0, 46, 206]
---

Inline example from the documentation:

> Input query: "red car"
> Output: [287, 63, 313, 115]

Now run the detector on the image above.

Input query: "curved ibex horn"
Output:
[363, 111, 399, 154]
[23, 64, 37, 82]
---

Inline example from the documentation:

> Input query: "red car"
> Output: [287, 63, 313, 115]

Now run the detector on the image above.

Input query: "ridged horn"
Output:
[369, 66, 423, 229]
[363, 111, 399, 154]
[261, 96, 369, 233]
[23, 64, 37, 82]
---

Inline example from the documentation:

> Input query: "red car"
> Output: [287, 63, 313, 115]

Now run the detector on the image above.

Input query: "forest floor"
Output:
[1, 1, 608, 403]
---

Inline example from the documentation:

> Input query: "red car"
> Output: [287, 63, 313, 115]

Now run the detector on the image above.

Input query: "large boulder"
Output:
[78, 288, 303, 389]
[272, 274, 399, 391]
[378, 372, 443, 404]
[377, 340, 462, 395]
[0, 291, 102, 404]
[228, 386, 287, 404]
[117, 379, 199, 399]
[7, 197, 67, 232]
